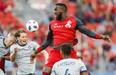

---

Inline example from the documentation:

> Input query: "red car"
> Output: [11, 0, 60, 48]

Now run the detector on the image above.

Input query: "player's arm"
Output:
[41, 50, 49, 61]
[79, 61, 89, 75]
[3, 54, 10, 60]
[75, 18, 110, 42]
[30, 25, 53, 60]
[35, 25, 53, 54]
[10, 48, 18, 62]
[33, 41, 49, 61]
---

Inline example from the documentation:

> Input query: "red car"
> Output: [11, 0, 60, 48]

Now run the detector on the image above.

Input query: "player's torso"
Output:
[14, 41, 35, 61]
[53, 59, 81, 75]
[50, 17, 76, 45]
[13, 41, 36, 74]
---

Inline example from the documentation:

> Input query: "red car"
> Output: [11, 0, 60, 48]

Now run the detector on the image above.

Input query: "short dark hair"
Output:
[14, 29, 26, 38]
[55, 3, 67, 11]
[61, 44, 71, 55]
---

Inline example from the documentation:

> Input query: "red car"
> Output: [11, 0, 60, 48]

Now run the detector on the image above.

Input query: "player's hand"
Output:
[14, 48, 18, 52]
[100, 35, 111, 42]
[30, 53, 36, 64]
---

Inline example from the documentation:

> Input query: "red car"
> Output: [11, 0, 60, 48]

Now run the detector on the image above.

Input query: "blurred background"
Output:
[0, 0, 116, 75]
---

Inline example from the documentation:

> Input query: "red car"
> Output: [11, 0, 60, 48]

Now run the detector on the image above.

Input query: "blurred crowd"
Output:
[0, 0, 116, 74]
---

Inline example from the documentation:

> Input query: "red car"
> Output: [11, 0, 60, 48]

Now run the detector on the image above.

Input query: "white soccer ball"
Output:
[26, 20, 39, 32]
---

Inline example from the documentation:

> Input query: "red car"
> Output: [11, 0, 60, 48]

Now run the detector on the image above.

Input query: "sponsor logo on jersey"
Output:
[53, 20, 72, 28]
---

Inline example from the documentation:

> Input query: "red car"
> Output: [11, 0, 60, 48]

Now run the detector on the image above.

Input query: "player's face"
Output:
[5, 36, 16, 46]
[17, 33, 28, 45]
[54, 5, 63, 20]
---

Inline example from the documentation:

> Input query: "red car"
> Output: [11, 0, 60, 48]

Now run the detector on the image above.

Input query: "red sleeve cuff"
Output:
[5, 54, 10, 56]
[96, 34, 100, 39]
[37, 47, 43, 52]
[73, 39, 78, 46]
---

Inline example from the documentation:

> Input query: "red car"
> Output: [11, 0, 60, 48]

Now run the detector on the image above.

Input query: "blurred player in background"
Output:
[51, 44, 88, 75]
[10, 29, 48, 75]
[0, 33, 16, 75]
[31, 3, 110, 75]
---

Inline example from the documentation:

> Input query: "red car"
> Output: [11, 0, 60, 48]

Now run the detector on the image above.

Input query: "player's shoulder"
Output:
[66, 58, 83, 64]
[53, 58, 78, 67]
[10, 43, 18, 47]
[27, 40, 39, 46]
[0, 36, 4, 42]
[54, 58, 77, 64]
[0, 36, 4, 39]
[68, 16, 81, 21]
[27, 40, 37, 44]
[27, 40, 33, 43]
[68, 16, 76, 19]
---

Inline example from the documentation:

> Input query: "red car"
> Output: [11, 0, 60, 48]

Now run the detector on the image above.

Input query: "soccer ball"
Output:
[26, 20, 39, 32]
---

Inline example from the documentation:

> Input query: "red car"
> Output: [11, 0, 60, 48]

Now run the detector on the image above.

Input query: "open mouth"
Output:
[22, 40, 27, 43]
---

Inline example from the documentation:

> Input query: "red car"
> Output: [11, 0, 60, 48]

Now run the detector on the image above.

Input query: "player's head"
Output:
[4, 33, 16, 47]
[14, 29, 28, 45]
[60, 44, 71, 57]
[54, 3, 67, 20]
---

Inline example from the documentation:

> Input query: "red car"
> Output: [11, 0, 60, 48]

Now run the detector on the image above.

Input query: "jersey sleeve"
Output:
[78, 61, 87, 73]
[75, 18, 98, 39]
[40, 25, 53, 50]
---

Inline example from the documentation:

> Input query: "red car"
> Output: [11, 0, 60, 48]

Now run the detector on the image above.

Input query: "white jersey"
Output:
[51, 58, 87, 75]
[0, 36, 9, 61]
[10, 40, 39, 75]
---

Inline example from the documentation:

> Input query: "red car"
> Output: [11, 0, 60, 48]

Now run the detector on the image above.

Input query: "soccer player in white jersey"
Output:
[10, 29, 48, 75]
[0, 33, 16, 75]
[51, 44, 88, 75]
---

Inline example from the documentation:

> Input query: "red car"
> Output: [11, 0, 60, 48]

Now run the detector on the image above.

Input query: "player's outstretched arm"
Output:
[41, 50, 49, 61]
[30, 25, 53, 62]
[75, 18, 110, 42]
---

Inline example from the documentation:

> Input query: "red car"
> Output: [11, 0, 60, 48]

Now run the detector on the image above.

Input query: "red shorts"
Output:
[44, 49, 78, 68]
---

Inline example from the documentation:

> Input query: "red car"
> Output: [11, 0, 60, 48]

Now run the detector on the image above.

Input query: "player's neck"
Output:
[61, 14, 67, 21]
[63, 55, 70, 59]
[18, 42, 27, 46]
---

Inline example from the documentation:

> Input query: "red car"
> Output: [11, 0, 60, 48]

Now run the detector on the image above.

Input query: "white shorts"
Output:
[0, 69, 5, 75]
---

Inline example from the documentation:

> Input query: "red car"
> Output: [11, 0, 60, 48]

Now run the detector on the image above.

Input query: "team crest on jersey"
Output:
[65, 20, 72, 28]
[28, 46, 32, 49]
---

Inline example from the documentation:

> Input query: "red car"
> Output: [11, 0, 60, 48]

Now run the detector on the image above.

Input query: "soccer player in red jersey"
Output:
[31, 3, 110, 75]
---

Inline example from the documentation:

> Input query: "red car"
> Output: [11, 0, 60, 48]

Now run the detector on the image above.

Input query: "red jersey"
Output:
[37, 16, 99, 51]
[0, 58, 5, 72]
[50, 16, 76, 45]
[0, 54, 9, 73]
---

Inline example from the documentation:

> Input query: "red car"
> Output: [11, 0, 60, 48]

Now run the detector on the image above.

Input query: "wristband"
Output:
[37, 47, 43, 52]
[73, 39, 78, 46]
[96, 34, 100, 39]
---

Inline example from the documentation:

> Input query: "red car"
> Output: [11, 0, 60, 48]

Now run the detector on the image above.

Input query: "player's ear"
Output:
[61, 9, 65, 13]
[60, 50, 63, 55]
